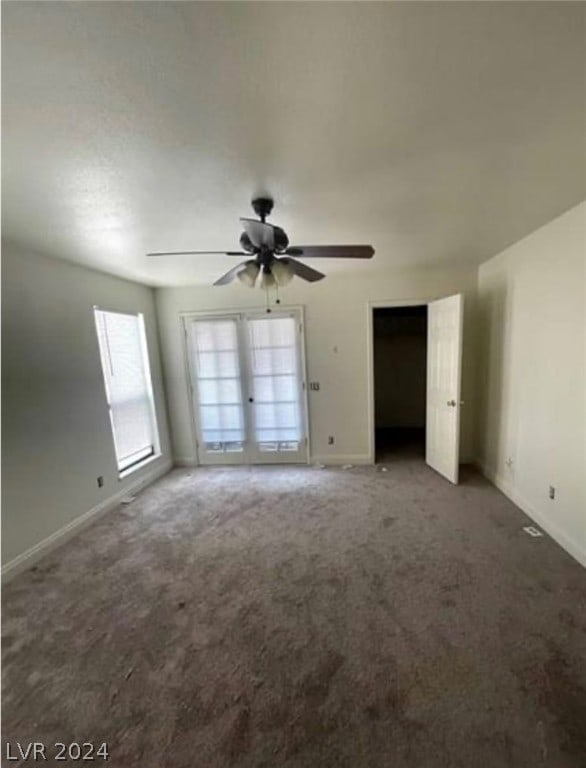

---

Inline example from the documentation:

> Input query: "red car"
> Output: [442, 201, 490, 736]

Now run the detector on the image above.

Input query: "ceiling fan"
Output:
[147, 198, 374, 288]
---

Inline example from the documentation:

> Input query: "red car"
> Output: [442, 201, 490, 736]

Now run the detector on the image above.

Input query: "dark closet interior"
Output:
[373, 305, 428, 462]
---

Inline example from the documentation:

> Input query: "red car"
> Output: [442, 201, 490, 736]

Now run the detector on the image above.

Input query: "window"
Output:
[94, 309, 159, 475]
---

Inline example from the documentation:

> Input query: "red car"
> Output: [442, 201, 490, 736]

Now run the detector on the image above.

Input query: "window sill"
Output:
[118, 452, 162, 481]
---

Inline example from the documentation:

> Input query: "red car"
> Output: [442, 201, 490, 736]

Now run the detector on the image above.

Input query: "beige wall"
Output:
[1, 243, 172, 567]
[156, 265, 478, 465]
[477, 202, 586, 566]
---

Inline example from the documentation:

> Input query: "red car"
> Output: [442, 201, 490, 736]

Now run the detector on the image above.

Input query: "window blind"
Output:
[94, 310, 158, 472]
[191, 319, 245, 450]
[248, 316, 302, 447]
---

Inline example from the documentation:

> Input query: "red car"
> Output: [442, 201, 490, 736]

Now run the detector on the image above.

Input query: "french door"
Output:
[186, 309, 308, 465]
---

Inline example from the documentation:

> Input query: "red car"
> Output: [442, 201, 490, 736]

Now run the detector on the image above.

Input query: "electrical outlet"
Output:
[309, 382, 320, 391]
[97, 476, 104, 488]
[328, 436, 335, 445]
[549, 486, 555, 500]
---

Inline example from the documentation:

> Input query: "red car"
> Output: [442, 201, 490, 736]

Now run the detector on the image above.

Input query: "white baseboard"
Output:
[476, 460, 586, 569]
[310, 454, 372, 466]
[2, 458, 173, 583]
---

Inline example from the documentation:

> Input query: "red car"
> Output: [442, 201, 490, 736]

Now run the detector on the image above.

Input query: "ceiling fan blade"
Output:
[283, 257, 325, 283]
[213, 261, 248, 286]
[146, 250, 246, 257]
[240, 218, 275, 249]
[286, 245, 374, 259]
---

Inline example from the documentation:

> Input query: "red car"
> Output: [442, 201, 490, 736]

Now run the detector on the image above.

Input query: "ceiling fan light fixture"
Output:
[260, 266, 277, 290]
[271, 258, 295, 286]
[237, 260, 260, 288]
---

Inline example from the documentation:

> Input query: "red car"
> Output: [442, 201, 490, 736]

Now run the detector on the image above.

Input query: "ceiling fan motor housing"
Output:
[273, 226, 289, 252]
[240, 225, 289, 254]
[239, 232, 255, 253]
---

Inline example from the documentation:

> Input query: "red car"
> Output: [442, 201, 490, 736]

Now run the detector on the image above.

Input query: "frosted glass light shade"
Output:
[260, 268, 277, 290]
[271, 258, 295, 286]
[237, 261, 260, 288]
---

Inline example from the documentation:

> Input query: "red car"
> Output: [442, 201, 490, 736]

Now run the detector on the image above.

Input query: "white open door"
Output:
[426, 294, 464, 484]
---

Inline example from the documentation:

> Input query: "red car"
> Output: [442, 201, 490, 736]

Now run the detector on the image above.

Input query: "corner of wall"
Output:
[2, 458, 173, 584]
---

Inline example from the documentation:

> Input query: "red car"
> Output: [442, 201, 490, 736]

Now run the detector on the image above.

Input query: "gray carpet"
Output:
[3, 460, 586, 767]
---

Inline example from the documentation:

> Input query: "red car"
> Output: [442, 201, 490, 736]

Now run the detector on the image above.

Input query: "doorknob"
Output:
[248, 397, 254, 403]
[447, 399, 457, 407]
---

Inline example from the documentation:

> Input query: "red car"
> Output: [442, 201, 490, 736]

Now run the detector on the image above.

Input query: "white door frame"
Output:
[181, 305, 310, 466]
[366, 298, 435, 465]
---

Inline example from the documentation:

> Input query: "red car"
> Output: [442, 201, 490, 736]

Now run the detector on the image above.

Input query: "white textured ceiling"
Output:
[2, 1, 585, 287]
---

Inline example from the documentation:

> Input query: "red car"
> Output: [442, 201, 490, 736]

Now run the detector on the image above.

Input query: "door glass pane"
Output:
[198, 378, 241, 405]
[247, 317, 302, 453]
[197, 350, 240, 379]
[253, 374, 297, 402]
[191, 319, 245, 453]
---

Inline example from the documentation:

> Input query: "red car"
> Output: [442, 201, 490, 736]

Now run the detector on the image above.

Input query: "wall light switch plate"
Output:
[523, 526, 543, 538]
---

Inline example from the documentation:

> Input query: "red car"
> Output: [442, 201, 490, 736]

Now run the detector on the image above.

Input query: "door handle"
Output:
[447, 399, 457, 407]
